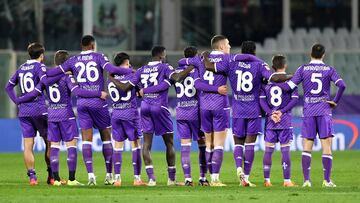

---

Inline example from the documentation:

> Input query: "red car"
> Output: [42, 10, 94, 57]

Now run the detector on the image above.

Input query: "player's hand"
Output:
[100, 91, 108, 100]
[139, 89, 144, 97]
[217, 85, 227, 95]
[65, 71, 73, 75]
[326, 100, 337, 109]
[271, 110, 282, 123]
[201, 51, 210, 59]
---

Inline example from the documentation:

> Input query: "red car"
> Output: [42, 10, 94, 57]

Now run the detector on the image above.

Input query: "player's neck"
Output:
[276, 69, 286, 73]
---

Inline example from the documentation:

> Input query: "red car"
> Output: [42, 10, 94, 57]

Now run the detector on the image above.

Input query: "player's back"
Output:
[295, 61, 339, 116]
[263, 80, 296, 129]
[174, 65, 199, 120]
[14, 60, 47, 117]
[65, 50, 107, 107]
[200, 52, 229, 110]
[228, 60, 267, 118]
[44, 75, 76, 122]
[108, 73, 138, 120]
[136, 62, 173, 106]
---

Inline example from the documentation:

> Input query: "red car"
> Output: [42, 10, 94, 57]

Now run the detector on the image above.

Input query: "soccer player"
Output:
[17, 50, 107, 186]
[281, 44, 346, 187]
[260, 55, 298, 187]
[106, 52, 146, 187]
[46, 35, 133, 185]
[5, 42, 53, 185]
[175, 46, 228, 186]
[201, 40, 291, 187]
[112, 46, 195, 186]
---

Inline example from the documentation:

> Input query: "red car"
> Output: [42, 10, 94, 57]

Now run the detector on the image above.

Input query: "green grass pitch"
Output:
[0, 151, 359, 202]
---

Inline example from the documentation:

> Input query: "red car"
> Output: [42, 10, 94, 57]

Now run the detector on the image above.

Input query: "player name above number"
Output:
[143, 67, 158, 73]
[303, 65, 330, 71]
[21, 65, 35, 71]
[209, 58, 223, 63]
[77, 55, 93, 61]
[237, 62, 251, 69]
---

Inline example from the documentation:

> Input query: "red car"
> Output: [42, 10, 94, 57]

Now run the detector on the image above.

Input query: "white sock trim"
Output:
[214, 146, 224, 150]
[145, 165, 153, 169]
[67, 146, 77, 149]
[244, 143, 255, 146]
[322, 155, 333, 159]
[82, 141, 92, 145]
[181, 143, 192, 146]
[168, 166, 176, 169]
[114, 148, 124, 152]
[103, 141, 112, 144]
[51, 145, 61, 149]
[302, 152, 312, 157]
[234, 144, 244, 148]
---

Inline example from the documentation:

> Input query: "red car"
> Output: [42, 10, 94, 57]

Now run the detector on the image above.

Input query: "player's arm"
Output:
[66, 75, 105, 99]
[201, 53, 229, 73]
[108, 74, 134, 92]
[232, 53, 263, 63]
[46, 59, 73, 76]
[276, 66, 303, 92]
[143, 80, 171, 94]
[16, 83, 44, 104]
[170, 65, 195, 83]
[279, 88, 299, 113]
[327, 68, 347, 108]
[5, 72, 20, 104]
[194, 79, 227, 95]
[259, 87, 273, 115]
[178, 56, 202, 68]
[40, 74, 63, 86]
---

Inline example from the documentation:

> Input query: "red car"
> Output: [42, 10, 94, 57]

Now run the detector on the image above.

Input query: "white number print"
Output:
[175, 77, 196, 98]
[49, 84, 61, 103]
[235, 70, 253, 92]
[310, 73, 323, 94]
[108, 82, 131, 102]
[270, 86, 282, 107]
[140, 72, 158, 88]
[19, 72, 34, 93]
[203, 71, 214, 85]
[75, 61, 99, 83]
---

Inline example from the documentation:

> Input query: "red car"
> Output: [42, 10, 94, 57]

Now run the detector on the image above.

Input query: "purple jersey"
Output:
[288, 60, 343, 117]
[131, 61, 173, 107]
[261, 80, 299, 129]
[8, 60, 47, 117]
[108, 73, 138, 120]
[187, 52, 229, 110]
[44, 75, 78, 122]
[174, 65, 200, 120]
[217, 58, 272, 118]
[60, 50, 109, 108]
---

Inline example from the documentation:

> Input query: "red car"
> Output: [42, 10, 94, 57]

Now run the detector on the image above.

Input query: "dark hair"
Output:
[27, 42, 45, 59]
[81, 35, 95, 47]
[184, 46, 197, 58]
[241, 41, 256, 55]
[272, 54, 287, 70]
[211, 35, 227, 49]
[151, 46, 166, 57]
[54, 50, 69, 66]
[311, 43, 325, 59]
[114, 52, 130, 66]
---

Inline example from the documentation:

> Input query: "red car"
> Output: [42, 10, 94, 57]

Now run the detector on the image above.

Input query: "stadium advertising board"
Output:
[0, 116, 358, 152]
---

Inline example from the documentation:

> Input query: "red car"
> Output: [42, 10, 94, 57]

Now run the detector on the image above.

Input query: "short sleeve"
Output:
[165, 64, 175, 79]
[98, 53, 110, 69]
[260, 62, 272, 80]
[288, 66, 303, 88]
[8, 71, 18, 85]
[129, 72, 140, 87]
[330, 67, 342, 84]
[66, 75, 79, 92]
[38, 64, 47, 81]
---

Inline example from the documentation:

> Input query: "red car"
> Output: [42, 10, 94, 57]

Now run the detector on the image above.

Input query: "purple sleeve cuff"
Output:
[260, 98, 273, 114]
[333, 80, 346, 103]
[194, 79, 218, 92]
[280, 97, 298, 113]
[41, 74, 63, 86]
[105, 63, 132, 75]
[72, 87, 101, 98]
[143, 81, 171, 94]
[5, 82, 18, 104]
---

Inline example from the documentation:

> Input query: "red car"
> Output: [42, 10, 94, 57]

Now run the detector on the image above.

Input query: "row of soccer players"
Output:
[6, 34, 346, 187]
